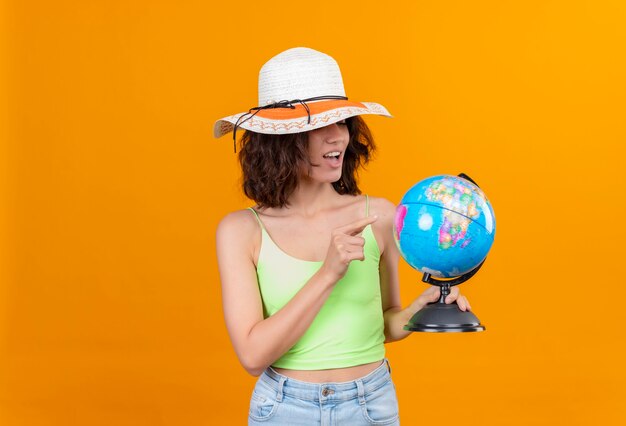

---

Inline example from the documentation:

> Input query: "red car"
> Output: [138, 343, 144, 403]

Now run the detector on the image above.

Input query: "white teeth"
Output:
[323, 151, 341, 158]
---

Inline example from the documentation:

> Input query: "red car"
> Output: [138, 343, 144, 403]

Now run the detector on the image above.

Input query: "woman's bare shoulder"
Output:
[216, 208, 260, 241]
[367, 196, 397, 218]
[366, 196, 397, 253]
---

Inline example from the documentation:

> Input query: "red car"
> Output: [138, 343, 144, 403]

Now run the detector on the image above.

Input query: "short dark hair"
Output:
[238, 116, 376, 208]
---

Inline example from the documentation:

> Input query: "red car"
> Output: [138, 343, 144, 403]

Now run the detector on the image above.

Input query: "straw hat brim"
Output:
[213, 99, 392, 139]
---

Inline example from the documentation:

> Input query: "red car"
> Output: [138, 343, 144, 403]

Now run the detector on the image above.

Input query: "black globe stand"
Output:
[404, 261, 486, 332]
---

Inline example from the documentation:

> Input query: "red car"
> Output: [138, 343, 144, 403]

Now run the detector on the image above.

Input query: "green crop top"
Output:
[248, 196, 386, 370]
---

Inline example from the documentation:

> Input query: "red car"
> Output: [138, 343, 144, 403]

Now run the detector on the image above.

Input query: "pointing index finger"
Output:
[339, 215, 378, 236]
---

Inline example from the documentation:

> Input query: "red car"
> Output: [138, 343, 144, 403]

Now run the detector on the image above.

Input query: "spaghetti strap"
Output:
[365, 194, 370, 217]
[248, 207, 266, 231]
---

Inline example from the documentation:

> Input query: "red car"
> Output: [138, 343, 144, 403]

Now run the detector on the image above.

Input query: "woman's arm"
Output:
[216, 210, 377, 376]
[372, 198, 470, 343]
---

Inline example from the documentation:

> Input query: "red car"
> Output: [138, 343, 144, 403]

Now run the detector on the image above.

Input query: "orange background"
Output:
[2, 1, 626, 425]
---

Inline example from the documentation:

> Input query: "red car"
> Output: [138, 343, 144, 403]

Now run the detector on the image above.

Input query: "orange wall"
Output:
[2, 1, 625, 425]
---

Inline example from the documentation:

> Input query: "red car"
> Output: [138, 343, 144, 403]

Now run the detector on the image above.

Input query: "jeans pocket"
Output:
[360, 380, 399, 425]
[249, 388, 279, 422]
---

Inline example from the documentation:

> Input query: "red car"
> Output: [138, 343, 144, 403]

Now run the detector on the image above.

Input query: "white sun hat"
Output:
[213, 47, 392, 142]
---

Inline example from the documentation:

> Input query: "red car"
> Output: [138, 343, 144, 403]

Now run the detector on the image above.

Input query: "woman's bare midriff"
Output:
[272, 360, 383, 383]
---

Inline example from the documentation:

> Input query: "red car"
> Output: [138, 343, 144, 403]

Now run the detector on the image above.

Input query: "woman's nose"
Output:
[324, 123, 347, 142]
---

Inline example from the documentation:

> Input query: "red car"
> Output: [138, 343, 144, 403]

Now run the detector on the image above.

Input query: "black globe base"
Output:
[404, 302, 485, 333]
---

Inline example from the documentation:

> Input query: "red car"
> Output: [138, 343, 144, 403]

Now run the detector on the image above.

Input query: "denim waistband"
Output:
[258, 359, 391, 403]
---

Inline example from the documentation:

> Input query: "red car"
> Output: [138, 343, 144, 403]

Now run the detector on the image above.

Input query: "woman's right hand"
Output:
[320, 215, 378, 282]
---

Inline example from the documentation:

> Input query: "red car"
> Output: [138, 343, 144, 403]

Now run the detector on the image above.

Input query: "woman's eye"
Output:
[337, 120, 347, 126]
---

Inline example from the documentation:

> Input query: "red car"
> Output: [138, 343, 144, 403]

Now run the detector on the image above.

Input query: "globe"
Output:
[394, 175, 496, 279]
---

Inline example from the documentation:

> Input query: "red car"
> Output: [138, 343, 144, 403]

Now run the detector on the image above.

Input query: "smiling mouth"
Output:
[323, 151, 341, 160]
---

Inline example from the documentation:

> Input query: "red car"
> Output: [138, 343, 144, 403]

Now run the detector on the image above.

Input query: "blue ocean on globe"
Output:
[394, 175, 496, 278]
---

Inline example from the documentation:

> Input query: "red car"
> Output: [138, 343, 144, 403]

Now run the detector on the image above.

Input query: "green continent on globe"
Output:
[426, 178, 482, 250]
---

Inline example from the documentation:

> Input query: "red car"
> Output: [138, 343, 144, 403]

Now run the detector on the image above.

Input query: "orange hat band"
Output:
[254, 99, 366, 120]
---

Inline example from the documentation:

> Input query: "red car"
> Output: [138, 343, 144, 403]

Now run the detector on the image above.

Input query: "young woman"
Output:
[215, 47, 470, 425]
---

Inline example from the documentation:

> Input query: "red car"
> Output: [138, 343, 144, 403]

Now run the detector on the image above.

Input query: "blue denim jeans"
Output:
[248, 359, 400, 425]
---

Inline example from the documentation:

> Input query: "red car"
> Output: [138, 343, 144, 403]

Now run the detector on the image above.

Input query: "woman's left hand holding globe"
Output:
[409, 286, 472, 314]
